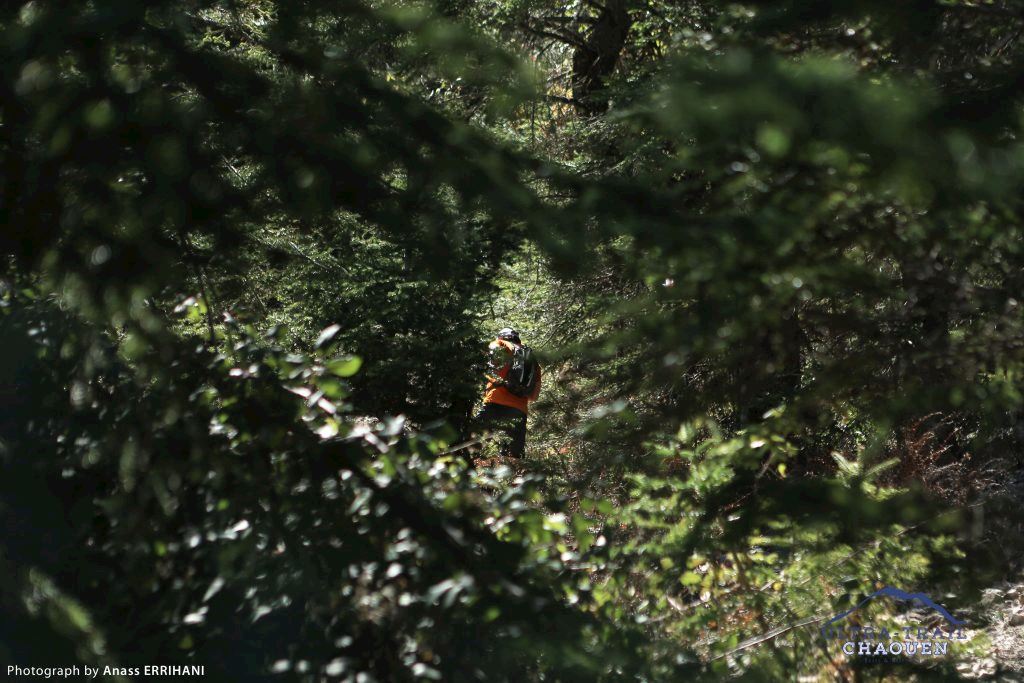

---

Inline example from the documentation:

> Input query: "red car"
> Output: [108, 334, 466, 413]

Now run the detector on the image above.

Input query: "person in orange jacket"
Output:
[473, 327, 541, 458]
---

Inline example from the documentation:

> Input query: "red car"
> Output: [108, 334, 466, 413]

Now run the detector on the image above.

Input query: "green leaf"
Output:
[315, 324, 342, 350]
[680, 572, 702, 586]
[326, 355, 362, 377]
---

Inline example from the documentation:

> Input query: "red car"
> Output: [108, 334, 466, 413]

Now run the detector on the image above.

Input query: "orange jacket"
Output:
[483, 339, 542, 413]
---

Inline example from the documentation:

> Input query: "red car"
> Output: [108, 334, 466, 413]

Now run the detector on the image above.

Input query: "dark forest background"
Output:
[4, 0, 1024, 680]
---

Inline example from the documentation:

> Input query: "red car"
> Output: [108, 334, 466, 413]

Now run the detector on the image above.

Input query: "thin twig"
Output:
[439, 437, 484, 456]
[709, 615, 829, 662]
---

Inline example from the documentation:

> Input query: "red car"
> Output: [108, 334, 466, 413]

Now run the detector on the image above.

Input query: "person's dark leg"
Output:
[473, 403, 507, 434]
[474, 403, 526, 457]
[508, 413, 527, 458]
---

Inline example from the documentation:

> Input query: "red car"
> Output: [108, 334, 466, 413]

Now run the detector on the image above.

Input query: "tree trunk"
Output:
[571, 0, 630, 114]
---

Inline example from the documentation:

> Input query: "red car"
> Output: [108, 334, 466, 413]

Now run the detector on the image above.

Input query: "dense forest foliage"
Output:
[4, 0, 1024, 680]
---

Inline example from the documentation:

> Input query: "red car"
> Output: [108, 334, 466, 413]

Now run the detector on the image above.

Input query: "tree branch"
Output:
[520, 22, 588, 49]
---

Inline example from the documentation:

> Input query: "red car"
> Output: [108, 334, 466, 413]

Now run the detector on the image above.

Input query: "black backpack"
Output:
[503, 345, 539, 397]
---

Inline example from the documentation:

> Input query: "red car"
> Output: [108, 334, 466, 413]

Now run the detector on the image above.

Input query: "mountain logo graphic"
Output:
[826, 586, 965, 626]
